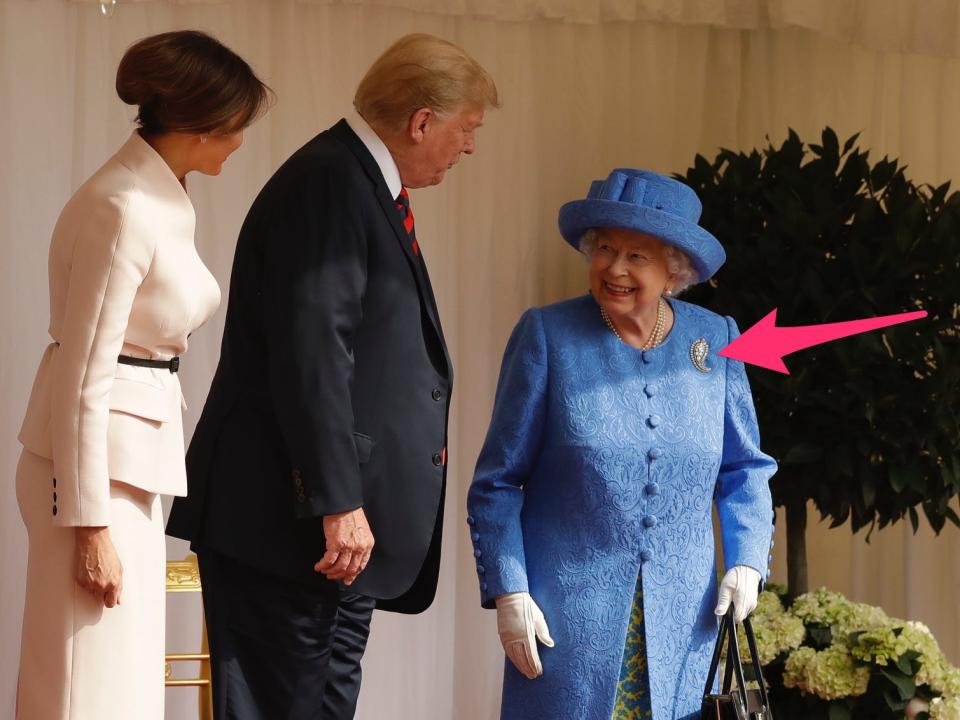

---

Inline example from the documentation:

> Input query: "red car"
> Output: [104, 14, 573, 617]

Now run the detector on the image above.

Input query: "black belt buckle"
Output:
[169, 357, 180, 373]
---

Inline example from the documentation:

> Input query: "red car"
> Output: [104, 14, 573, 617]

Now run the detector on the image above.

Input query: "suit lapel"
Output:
[329, 121, 450, 364]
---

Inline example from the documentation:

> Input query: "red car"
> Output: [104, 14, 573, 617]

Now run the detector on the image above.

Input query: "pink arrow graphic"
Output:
[718, 309, 928, 374]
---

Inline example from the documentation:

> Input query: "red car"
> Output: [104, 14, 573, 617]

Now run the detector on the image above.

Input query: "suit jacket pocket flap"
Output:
[353, 432, 375, 465]
[109, 377, 173, 423]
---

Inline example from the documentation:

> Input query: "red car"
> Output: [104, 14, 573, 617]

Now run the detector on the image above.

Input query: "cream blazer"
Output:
[19, 131, 221, 527]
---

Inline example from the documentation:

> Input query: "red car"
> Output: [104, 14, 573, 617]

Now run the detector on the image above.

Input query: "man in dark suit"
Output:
[166, 33, 498, 719]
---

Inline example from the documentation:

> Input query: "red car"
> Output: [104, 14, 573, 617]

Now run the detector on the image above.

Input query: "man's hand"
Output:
[314, 507, 375, 586]
[75, 526, 123, 608]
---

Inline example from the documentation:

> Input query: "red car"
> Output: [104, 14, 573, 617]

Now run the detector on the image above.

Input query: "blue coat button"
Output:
[474, 549, 482, 558]
[477, 565, 486, 574]
[647, 415, 661, 428]
[481, 582, 488, 592]
[644, 483, 659, 496]
[642, 351, 653, 364]
[640, 550, 653, 562]
[644, 384, 656, 397]
[643, 516, 657, 528]
[466, 516, 476, 526]
[471, 532, 480, 542]
[648, 447, 663, 460]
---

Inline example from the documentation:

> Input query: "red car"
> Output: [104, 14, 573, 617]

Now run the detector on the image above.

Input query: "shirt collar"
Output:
[115, 130, 192, 206]
[346, 110, 403, 200]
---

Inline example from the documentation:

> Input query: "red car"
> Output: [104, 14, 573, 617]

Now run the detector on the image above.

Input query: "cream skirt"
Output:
[16, 449, 166, 720]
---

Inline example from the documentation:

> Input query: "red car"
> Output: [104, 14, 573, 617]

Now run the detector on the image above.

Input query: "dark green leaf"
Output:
[784, 443, 824, 464]
[878, 667, 916, 700]
[827, 703, 851, 720]
[807, 623, 833, 648]
[842, 131, 862, 155]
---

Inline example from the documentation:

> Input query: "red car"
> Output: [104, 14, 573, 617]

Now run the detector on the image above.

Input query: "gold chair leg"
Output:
[166, 553, 214, 720]
[200, 605, 213, 720]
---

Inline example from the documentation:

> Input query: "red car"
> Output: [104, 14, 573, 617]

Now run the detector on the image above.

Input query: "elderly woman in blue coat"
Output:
[466, 168, 777, 720]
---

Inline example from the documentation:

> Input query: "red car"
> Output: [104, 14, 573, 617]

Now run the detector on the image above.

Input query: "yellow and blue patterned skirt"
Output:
[612, 575, 653, 719]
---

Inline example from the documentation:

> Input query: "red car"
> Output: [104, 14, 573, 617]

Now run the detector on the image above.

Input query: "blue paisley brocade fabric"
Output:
[467, 295, 777, 720]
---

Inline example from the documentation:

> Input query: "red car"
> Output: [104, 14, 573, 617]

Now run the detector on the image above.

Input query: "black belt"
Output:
[117, 355, 180, 373]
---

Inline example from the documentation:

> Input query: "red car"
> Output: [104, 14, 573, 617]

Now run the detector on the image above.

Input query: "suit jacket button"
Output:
[432, 453, 443, 466]
[431, 388, 442, 401]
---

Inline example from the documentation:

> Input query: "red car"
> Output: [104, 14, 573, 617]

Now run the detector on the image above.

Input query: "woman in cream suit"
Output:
[15, 31, 269, 720]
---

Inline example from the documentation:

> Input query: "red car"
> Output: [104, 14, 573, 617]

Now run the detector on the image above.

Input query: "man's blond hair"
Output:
[354, 33, 499, 131]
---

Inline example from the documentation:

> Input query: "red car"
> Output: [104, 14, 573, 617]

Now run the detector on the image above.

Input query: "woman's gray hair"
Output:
[578, 229, 700, 295]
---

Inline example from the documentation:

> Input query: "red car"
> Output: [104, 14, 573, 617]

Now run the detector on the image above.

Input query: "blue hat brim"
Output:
[558, 199, 726, 282]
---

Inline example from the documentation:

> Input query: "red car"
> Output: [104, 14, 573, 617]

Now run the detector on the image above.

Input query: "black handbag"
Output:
[701, 608, 774, 720]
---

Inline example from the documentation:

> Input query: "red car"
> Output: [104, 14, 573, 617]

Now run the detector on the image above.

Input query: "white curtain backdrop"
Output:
[2, 1, 959, 718]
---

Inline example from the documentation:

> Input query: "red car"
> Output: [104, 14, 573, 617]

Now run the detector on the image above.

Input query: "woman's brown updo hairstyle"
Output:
[116, 30, 272, 135]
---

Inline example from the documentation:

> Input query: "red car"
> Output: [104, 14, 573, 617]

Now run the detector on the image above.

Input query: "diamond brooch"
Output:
[690, 338, 711, 373]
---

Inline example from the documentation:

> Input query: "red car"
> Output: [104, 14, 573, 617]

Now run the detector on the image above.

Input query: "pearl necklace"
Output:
[601, 297, 667, 351]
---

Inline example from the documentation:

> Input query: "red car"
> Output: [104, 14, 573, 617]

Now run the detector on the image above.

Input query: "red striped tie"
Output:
[395, 188, 419, 255]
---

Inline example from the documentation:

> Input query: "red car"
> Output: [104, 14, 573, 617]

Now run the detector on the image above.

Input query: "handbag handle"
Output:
[742, 615, 772, 712]
[725, 608, 749, 705]
[702, 605, 772, 714]
[703, 607, 732, 698]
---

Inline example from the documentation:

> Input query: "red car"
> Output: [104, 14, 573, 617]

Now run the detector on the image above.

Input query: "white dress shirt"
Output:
[346, 110, 403, 199]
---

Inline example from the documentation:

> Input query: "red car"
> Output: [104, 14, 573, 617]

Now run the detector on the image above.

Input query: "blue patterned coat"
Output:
[466, 295, 777, 720]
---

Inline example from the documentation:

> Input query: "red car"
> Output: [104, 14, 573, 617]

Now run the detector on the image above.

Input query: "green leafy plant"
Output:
[739, 586, 960, 720]
[679, 129, 960, 598]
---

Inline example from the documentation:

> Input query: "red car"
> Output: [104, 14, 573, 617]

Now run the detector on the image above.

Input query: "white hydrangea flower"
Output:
[930, 694, 960, 720]
[783, 645, 870, 700]
[738, 591, 805, 665]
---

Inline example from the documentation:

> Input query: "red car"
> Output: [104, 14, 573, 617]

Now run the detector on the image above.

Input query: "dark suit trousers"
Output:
[198, 551, 376, 720]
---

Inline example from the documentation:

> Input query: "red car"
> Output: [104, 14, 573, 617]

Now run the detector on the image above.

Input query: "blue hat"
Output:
[558, 168, 726, 282]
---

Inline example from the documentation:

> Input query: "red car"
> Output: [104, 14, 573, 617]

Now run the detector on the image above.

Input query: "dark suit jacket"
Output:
[167, 120, 452, 613]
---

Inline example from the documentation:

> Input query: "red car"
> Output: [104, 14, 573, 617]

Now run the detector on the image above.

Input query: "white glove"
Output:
[714, 565, 762, 624]
[495, 592, 555, 680]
